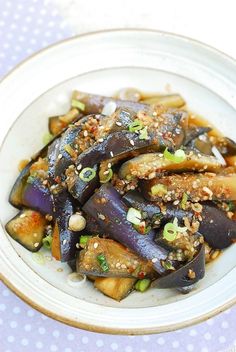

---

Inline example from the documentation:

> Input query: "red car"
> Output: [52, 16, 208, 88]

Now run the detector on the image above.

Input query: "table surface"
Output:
[0, 1, 235, 351]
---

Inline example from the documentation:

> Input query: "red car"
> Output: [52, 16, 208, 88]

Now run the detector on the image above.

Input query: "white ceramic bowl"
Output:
[0, 29, 236, 334]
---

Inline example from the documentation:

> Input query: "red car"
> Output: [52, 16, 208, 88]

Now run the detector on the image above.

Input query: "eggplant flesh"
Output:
[119, 152, 222, 180]
[152, 244, 205, 288]
[83, 183, 171, 275]
[94, 277, 136, 301]
[141, 172, 236, 202]
[77, 237, 155, 278]
[5, 209, 47, 252]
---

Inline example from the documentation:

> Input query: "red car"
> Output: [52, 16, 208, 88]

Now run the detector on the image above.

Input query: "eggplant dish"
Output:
[6, 88, 236, 301]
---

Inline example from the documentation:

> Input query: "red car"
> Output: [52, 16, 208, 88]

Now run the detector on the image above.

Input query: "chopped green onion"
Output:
[42, 235, 52, 250]
[151, 184, 168, 197]
[100, 168, 113, 183]
[79, 235, 92, 247]
[139, 126, 149, 140]
[128, 119, 143, 132]
[27, 175, 36, 184]
[181, 192, 188, 210]
[164, 148, 186, 163]
[161, 260, 175, 271]
[71, 99, 85, 111]
[135, 279, 151, 292]
[97, 254, 109, 272]
[227, 201, 235, 212]
[42, 132, 53, 145]
[79, 167, 96, 182]
[173, 217, 187, 233]
[127, 207, 142, 225]
[163, 222, 177, 241]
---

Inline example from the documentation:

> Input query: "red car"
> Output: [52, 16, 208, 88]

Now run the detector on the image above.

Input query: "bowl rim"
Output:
[0, 28, 236, 334]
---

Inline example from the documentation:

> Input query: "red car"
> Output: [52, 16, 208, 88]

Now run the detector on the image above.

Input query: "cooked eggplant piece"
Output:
[210, 136, 236, 156]
[140, 94, 186, 108]
[66, 164, 100, 204]
[184, 126, 211, 146]
[9, 160, 34, 208]
[119, 152, 222, 180]
[200, 203, 236, 249]
[48, 108, 82, 136]
[141, 172, 236, 202]
[72, 90, 149, 115]
[77, 237, 155, 278]
[151, 244, 205, 288]
[83, 183, 171, 275]
[5, 209, 47, 252]
[123, 191, 236, 249]
[51, 222, 61, 261]
[51, 189, 79, 262]
[22, 178, 53, 215]
[84, 214, 103, 235]
[226, 155, 236, 167]
[94, 277, 136, 301]
[47, 139, 79, 262]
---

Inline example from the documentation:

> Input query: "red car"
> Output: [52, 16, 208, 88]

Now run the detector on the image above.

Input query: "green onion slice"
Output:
[135, 279, 151, 292]
[100, 168, 113, 184]
[79, 167, 96, 182]
[71, 99, 85, 111]
[164, 148, 186, 163]
[163, 222, 178, 241]
[97, 254, 109, 272]
[181, 192, 188, 210]
[128, 119, 143, 132]
[79, 235, 92, 247]
[42, 235, 52, 250]
[139, 126, 149, 140]
[127, 207, 142, 225]
[151, 184, 168, 197]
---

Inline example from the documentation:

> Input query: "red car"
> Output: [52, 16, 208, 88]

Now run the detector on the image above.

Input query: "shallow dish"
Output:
[0, 29, 236, 334]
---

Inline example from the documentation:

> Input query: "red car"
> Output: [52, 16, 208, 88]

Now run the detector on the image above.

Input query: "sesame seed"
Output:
[121, 264, 127, 269]
[210, 219, 214, 223]
[33, 233, 38, 237]
[20, 213, 26, 218]
[58, 154, 62, 159]
[203, 186, 213, 197]
[63, 239, 67, 245]
[76, 243, 80, 248]
[93, 242, 98, 249]
[42, 180, 48, 185]
[130, 140, 134, 146]
[173, 200, 180, 205]
[97, 213, 106, 220]
[116, 121, 122, 126]
[108, 163, 112, 168]
[110, 151, 114, 157]
[77, 164, 82, 171]
[103, 170, 109, 175]
[115, 263, 121, 268]
[34, 242, 39, 247]
[98, 138, 104, 143]
[83, 130, 88, 137]
[152, 258, 158, 263]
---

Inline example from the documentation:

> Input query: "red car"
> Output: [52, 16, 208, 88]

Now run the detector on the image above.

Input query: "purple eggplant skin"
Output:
[52, 189, 79, 262]
[67, 164, 100, 204]
[83, 183, 171, 275]
[22, 178, 53, 215]
[9, 160, 34, 208]
[200, 203, 236, 249]
[84, 214, 103, 235]
[122, 190, 189, 224]
[47, 139, 79, 262]
[72, 91, 150, 115]
[184, 127, 211, 146]
[152, 244, 205, 288]
[123, 191, 236, 249]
